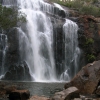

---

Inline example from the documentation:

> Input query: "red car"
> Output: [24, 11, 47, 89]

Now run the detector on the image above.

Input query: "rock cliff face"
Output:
[77, 15, 100, 63]
[67, 3, 100, 63]
[5, 28, 20, 67]
[52, 17, 65, 76]
[0, 28, 20, 76]
[69, 11, 100, 64]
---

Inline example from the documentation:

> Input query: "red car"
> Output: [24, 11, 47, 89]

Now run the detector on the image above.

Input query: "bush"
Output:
[83, 38, 95, 63]
[87, 54, 96, 62]
[79, 5, 100, 17]
[85, 38, 94, 45]
[0, 5, 26, 31]
[51, 0, 100, 17]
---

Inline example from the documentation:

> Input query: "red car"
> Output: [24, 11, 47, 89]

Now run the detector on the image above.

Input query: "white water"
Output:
[54, 3, 64, 10]
[2, 0, 81, 82]
[17, 0, 57, 82]
[2, 0, 17, 6]
[60, 19, 81, 80]
[0, 34, 7, 75]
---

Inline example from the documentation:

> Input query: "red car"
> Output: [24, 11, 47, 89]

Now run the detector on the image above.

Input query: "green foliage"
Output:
[92, 0, 98, 3]
[85, 38, 94, 45]
[51, 0, 100, 17]
[83, 37, 95, 63]
[0, 5, 26, 30]
[87, 54, 96, 62]
[79, 5, 100, 17]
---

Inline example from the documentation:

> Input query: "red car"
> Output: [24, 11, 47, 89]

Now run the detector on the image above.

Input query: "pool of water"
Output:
[0, 81, 66, 97]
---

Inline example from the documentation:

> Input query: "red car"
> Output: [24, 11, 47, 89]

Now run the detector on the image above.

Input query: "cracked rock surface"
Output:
[64, 60, 100, 94]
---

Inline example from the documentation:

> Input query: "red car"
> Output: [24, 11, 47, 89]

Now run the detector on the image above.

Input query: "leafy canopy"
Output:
[0, 5, 26, 30]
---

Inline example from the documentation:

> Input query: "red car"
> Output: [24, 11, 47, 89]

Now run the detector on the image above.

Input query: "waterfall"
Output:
[60, 19, 81, 80]
[1, 0, 81, 82]
[2, 0, 17, 6]
[17, 0, 56, 82]
[0, 34, 7, 76]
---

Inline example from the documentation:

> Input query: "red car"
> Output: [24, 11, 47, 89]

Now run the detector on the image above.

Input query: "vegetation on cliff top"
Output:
[51, 0, 100, 17]
[0, 5, 26, 32]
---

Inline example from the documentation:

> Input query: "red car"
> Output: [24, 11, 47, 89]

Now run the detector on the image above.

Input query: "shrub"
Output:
[0, 5, 26, 31]
[85, 38, 94, 45]
[79, 5, 100, 17]
[87, 54, 96, 62]
[51, 0, 100, 17]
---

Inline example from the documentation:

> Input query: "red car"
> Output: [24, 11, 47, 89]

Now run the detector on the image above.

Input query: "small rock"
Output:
[73, 98, 82, 100]
[29, 95, 50, 100]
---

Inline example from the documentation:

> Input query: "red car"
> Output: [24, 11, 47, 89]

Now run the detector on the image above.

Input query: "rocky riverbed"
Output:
[0, 81, 65, 100]
[1, 61, 100, 100]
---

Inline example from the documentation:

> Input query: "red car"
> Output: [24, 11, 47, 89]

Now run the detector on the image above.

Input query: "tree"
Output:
[0, 5, 26, 32]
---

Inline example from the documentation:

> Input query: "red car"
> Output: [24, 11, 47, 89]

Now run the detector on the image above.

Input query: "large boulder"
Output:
[4, 85, 17, 94]
[64, 60, 100, 94]
[52, 87, 79, 100]
[1, 61, 32, 81]
[0, 84, 30, 100]
[8, 89, 30, 100]
[0, 85, 17, 99]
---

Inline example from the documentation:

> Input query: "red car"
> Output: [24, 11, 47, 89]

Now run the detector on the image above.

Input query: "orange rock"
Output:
[30, 95, 50, 100]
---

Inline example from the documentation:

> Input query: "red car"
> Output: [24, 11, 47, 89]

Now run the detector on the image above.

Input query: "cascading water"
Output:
[60, 19, 81, 80]
[17, 0, 56, 82]
[0, 34, 7, 76]
[1, 0, 81, 82]
[2, 0, 17, 6]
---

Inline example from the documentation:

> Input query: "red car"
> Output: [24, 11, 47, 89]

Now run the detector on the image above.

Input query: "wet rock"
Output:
[0, 85, 17, 99]
[58, 10, 66, 18]
[30, 95, 50, 100]
[52, 17, 65, 76]
[9, 90, 30, 100]
[2, 61, 32, 81]
[4, 85, 17, 94]
[52, 87, 79, 100]
[5, 28, 20, 67]
[64, 60, 100, 94]
[96, 86, 100, 95]
[0, 85, 7, 97]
